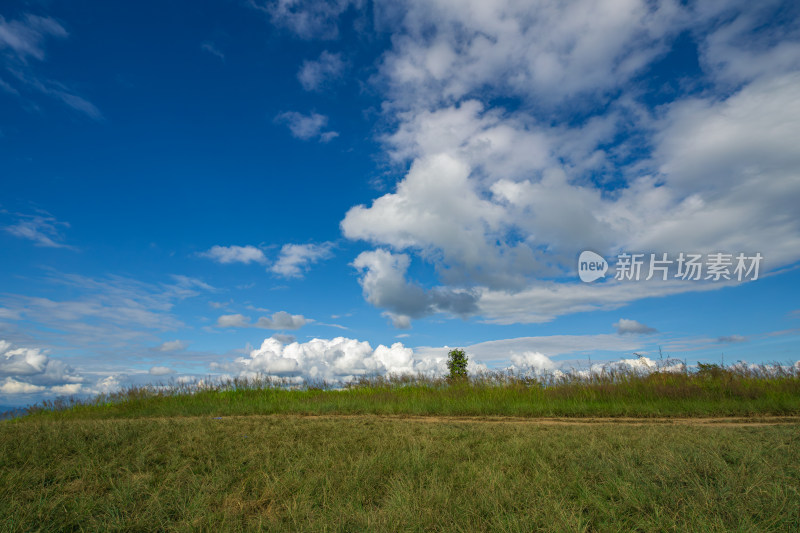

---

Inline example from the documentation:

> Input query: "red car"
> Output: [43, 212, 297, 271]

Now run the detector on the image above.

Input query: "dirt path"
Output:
[205, 413, 800, 427]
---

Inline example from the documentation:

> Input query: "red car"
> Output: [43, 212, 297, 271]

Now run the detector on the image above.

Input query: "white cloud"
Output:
[149, 366, 174, 376]
[0, 377, 45, 394]
[614, 319, 658, 335]
[50, 383, 82, 395]
[475, 278, 723, 325]
[298, 50, 346, 91]
[3, 212, 73, 248]
[256, 311, 308, 330]
[351, 249, 478, 328]
[0, 343, 48, 375]
[6, 69, 103, 120]
[94, 375, 121, 394]
[416, 334, 646, 364]
[216, 336, 438, 382]
[154, 340, 187, 352]
[339, 1, 800, 327]
[217, 314, 250, 328]
[0, 14, 67, 62]
[508, 351, 556, 373]
[718, 335, 747, 344]
[695, 3, 800, 86]
[0, 273, 212, 349]
[0, 340, 84, 396]
[212, 332, 659, 383]
[216, 311, 308, 330]
[377, 0, 686, 110]
[201, 41, 224, 61]
[275, 111, 339, 142]
[0, 308, 21, 320]
[250, 0, 363, 40]
[199, 245, 267, 265]
[0, 14, 102, 119]
[271, 242, 333, 278]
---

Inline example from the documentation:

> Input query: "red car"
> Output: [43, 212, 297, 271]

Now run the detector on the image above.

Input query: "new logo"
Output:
[578, 251, 608, 283]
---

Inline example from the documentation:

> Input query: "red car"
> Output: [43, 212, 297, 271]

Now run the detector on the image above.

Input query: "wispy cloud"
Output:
[153, 340, 188, 352]
[0, 272, 213, 350]
[274, 111, 338, 142]
[201, 41, 224, 61]
[3, 212, 74, 249]
[0, 14, 67, 62]
[7, 68, 103, 120]
[0, 13, 102, 120]
[717, 335, 747, 344]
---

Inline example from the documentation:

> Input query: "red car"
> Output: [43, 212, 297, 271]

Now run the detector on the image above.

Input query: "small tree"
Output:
[447, 348, 468, 380]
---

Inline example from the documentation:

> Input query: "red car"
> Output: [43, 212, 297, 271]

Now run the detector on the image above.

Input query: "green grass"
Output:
[1, 415, 799, 531]
[23, 362, 800, 420]
[3, 364, 798, 530]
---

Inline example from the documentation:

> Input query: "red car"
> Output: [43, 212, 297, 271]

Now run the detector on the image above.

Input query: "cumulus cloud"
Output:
[199, 245, 267, 265]
[213, 333, 667, 384]
[216, 311, 308, 330]
[338, 1, 800, 327]
[508, 351, 556, 373]
[94, 375, 121, 394]
[215, 336, 443, 382]
[377, 0, 686, 110]
[614, 319, 658, 335]
[351, 249, 479, 328]
[0, 340, 84, 396]
[50, 383, 83, 395]
[271, 242, 334, 278]
[0, 378, 45, 394]
[298, 51, 346, 91]
[275, 111, 338, 142]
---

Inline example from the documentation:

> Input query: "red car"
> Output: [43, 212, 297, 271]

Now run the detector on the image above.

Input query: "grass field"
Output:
[2, 364, 799, 531]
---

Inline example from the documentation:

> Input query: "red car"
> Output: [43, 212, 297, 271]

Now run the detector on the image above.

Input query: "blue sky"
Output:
[1, 0, 799, 406]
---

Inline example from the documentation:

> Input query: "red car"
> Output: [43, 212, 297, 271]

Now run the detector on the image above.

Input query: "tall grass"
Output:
[20, 361, 800, 420]
[1, 415, 798, 531]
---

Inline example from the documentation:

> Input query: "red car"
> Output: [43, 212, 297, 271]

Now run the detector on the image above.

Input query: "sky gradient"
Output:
[1, 0, 799, 406]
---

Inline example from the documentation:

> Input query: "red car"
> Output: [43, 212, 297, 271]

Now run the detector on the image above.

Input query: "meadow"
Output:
[1, 363, 799, 531]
